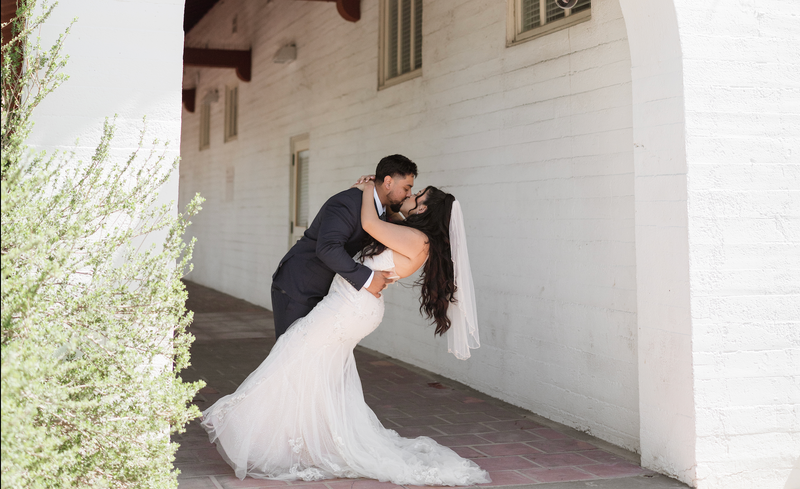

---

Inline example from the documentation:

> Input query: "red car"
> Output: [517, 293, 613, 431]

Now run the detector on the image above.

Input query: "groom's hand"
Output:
[365, 271, 396, 298]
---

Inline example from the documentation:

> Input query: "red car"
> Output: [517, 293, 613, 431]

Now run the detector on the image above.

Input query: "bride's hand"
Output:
[350, 175, 375, 190]
[355, 180, 375, 193]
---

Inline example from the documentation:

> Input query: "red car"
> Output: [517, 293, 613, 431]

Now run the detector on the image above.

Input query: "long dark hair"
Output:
[363, 186, 456, 336]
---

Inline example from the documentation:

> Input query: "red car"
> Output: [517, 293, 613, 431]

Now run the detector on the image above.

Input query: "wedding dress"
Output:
[201, 250, 491, 485]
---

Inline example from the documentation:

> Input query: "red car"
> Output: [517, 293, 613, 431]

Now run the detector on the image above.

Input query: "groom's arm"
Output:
[316, 198, 373, 291]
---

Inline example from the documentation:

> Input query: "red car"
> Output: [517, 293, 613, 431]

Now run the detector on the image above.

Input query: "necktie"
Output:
[380, 211, 387, 221]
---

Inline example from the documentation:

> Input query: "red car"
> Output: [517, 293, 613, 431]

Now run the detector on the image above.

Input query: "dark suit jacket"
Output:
[272, 188, 373, 307]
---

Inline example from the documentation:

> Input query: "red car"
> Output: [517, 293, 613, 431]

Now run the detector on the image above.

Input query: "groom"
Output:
[271, 154, 418, 339]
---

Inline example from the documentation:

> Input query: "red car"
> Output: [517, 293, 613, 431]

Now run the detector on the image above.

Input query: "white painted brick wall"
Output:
[675, 0, 800, 487]
[31, 0, 185, 251]
[32, 0, 184, 157]
[181, 0, 639, 453]
[619, 0, 800, 485]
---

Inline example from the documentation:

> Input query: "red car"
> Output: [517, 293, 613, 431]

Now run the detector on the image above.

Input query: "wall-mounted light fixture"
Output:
[202, 89, 220, 104]
[273, 43, 297, 64]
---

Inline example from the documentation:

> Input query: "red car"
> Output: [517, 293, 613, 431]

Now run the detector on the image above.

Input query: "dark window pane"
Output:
[545, 0, 565, 23]
[296, 150, 309, 227]
[400, 0, 412, 74]
[572, 0, 591, 13]
[232, 89, 236, 137]
[521, 0, 540, 32]
[414, 0, 422, 69]
[388, 0, 399, 78]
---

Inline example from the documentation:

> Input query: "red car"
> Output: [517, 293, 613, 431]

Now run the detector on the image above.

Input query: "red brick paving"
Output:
[477, 444, 543, 457]
[581, 449, 630, 464]
[478, 471, 536, 487]
[174, 281, 669, 489]
[477, 456, 539, 471]
[522, 452, 596, 468]
[581, 463, 652, 478]
[432, 434, 489, 446]
[476, 431, 543, 444]
[531, 428, 571, 440]
[452, 446, 487, 459]
[518, 467, 597, 483]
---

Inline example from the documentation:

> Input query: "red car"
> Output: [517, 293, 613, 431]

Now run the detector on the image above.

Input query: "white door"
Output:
[289, 135, 310, 246]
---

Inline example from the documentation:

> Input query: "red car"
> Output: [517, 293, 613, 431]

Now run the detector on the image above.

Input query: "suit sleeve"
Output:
[315, 197, 372, 291]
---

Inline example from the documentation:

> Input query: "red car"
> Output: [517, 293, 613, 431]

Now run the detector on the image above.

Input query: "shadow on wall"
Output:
[786, 456, 800, 489]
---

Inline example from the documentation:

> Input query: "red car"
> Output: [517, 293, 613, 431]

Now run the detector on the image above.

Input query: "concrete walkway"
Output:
[174, 281, 688, 489]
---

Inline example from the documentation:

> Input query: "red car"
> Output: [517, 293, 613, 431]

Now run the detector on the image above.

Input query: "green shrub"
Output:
[1, 2, 204, 487]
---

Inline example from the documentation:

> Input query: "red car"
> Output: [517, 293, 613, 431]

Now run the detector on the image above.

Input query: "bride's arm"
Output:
[360, 181, 428, 260]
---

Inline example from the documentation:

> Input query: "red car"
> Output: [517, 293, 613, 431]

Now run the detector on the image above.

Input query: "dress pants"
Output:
[271, 285, 317, 340]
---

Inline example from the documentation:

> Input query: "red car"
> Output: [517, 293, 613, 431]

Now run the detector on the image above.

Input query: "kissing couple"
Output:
[201, 154, 489, 485]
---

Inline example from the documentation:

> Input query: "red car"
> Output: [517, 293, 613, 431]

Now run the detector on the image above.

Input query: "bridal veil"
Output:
[446, 200, 481, 360]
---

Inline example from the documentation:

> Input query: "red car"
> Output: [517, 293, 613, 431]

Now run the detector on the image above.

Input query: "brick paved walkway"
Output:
[175, 281, 688, 489]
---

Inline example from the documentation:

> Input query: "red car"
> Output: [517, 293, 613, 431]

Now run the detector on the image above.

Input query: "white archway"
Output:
[616, 0, 695, 484]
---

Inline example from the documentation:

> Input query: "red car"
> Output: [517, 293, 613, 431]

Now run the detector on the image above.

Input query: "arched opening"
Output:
[616, 0, 695, 484]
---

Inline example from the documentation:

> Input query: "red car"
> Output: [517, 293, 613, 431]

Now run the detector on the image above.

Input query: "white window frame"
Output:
[199, 102, 211, 151]
[507, 0, 591, 47]
[378, 0, 422, 90]
[289, 134, 310, 247]
[224, 85, 238, 142]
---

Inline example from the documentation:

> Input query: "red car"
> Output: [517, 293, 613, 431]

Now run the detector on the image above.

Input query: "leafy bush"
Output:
[1, 2, 204, 487]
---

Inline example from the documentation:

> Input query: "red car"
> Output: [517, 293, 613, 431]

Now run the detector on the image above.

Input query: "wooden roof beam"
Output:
[183, 47, 252, 82]
[336, 0, 360, 22]
[300, 0, 360, 23]
[182, 88, 196, 113]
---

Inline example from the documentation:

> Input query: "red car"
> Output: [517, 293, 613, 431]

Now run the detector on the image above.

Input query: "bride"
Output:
[200, 178, 488, 486]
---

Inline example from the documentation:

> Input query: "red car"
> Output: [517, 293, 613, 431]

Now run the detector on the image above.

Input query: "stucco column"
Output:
[30, 0, 185, 231]
[617, 0, 696, 485]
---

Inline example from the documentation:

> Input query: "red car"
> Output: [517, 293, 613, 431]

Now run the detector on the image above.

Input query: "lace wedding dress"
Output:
[201, 250, 491, 485]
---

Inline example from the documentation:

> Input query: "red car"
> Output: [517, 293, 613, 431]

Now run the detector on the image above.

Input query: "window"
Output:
[378, 0, 422, 89]
[224, 85, 238, 142]
[507, 0, 590, 46]
[199, 102, 211, 150]
[289, 135, 310, 246]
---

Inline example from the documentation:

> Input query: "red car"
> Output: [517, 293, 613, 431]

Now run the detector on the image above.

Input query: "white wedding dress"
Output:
[201, 250, 491, 485]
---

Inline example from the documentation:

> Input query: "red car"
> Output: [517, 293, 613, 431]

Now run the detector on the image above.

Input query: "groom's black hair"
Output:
[375, 154, 418, 184]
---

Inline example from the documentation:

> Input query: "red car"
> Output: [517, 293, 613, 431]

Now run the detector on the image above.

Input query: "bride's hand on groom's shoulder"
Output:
[351, 175, 375, 191]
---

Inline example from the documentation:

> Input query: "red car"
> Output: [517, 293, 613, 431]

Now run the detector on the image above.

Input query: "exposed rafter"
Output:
[1, 0, 18, 50]
[183, 47, 252, 82]
[183, 0, 220, 33]
[183, 0, 360, 37]
[182, 88, 196, 113]
[301, 0, 360, 23]
[336, 0, 360, 22]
